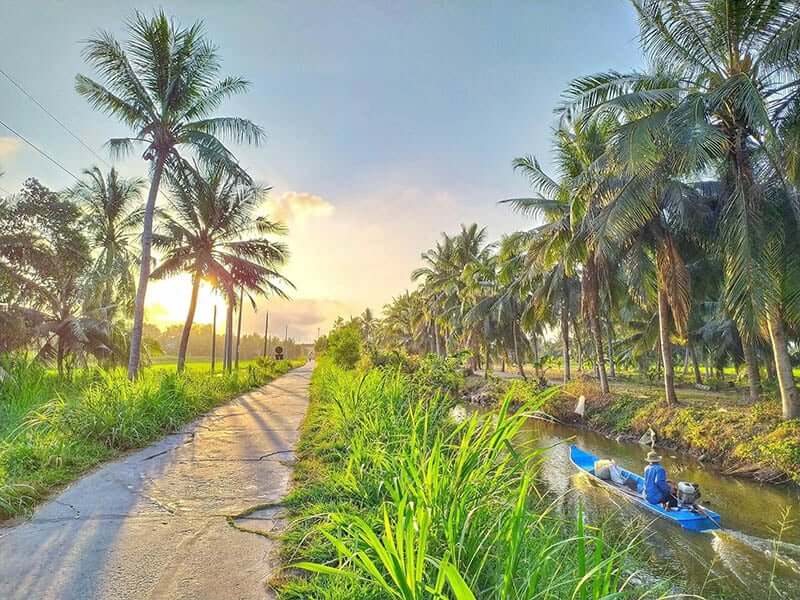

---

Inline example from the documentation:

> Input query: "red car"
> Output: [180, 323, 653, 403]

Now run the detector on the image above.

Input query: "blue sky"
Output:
[0, 1, 643, 340]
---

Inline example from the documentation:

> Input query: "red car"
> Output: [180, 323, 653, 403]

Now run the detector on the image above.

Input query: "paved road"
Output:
[0, 362, 313, 600]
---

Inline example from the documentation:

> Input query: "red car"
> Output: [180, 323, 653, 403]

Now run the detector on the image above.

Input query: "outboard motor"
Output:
[676, 481, 701, 507]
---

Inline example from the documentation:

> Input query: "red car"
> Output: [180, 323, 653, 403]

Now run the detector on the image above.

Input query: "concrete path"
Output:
[0, 362, 313, 600]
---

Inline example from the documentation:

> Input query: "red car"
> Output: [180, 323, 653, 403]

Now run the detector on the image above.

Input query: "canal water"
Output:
[516, 418, 800, 599]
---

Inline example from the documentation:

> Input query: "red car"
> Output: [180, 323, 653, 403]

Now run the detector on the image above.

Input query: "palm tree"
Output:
[76, 10, 264, 378]
[503, 155, 582, 385]
[68, 167, 145, 320]
[560, 0, 800, 417]
[151, 166, 292, 372]
[0, 179, 116, 374]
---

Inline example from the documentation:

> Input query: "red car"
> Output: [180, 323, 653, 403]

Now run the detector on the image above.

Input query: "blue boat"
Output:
[569, 445, 721, 532]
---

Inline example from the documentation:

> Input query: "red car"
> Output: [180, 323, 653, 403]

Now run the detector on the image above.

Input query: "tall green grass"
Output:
[0, 356, 304, 518]
[277, 359, 680, 599]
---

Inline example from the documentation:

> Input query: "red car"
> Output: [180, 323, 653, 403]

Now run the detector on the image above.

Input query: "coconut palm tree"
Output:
[151, 166, 292, 372]
[68, 167, 145, 320]
[560, 0, 800, 417]
[76, 10, 264, 378]
[0, 179, 117, 374]
[503, 155, 582, 385]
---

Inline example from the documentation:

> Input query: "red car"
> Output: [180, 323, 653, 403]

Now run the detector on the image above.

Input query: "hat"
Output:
[645, 450, 662, 463]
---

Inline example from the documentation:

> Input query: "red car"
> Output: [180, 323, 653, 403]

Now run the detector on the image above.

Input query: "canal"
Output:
[516, 418, 800, 599]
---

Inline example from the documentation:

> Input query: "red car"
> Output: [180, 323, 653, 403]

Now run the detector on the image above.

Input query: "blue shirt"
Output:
[643, 463, 671, 504]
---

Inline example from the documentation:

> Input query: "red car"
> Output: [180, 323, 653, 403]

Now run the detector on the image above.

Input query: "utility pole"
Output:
[264, 311, 269, 358]
[211, 305, 217, 373]
[235, 287, 244, 369]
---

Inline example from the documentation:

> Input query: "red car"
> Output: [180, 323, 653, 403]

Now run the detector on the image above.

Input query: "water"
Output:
[517, 418, 800, 599]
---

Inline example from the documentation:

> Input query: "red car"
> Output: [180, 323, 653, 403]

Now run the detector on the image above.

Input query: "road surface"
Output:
[0, 362, 313, 600]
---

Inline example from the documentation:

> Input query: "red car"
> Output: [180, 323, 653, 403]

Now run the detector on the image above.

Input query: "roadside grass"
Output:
[275, 358, 676, 599]
[0, 356, 305, 519]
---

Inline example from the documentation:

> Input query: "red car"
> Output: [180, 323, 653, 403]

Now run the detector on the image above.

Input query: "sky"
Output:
[0, 1, 643, 342]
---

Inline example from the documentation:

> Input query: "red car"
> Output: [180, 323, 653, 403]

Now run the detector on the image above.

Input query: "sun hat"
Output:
[645, 450, 662, 463]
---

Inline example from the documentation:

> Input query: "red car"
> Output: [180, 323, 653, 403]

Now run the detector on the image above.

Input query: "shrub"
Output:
[325, 323, 362, 369]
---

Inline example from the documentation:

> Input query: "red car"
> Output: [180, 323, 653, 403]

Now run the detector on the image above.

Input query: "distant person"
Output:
[643, 450, 677, 510]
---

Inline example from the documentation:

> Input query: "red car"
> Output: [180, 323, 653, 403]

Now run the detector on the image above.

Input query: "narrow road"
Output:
[0, 362, 313, 600]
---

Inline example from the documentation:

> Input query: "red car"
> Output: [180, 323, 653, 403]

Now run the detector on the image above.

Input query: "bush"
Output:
[325, 323, 361, 369]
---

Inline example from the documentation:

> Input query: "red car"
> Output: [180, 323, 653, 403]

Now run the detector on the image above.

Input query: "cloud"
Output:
[241, 296, 355, 341]
[0, 137, 21, 160]
[266, 191, 334, 224]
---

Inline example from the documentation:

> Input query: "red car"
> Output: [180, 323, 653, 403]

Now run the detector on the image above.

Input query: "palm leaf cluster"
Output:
[378, 1, 800, 419]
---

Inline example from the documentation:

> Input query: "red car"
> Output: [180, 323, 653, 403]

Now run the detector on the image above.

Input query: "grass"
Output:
[0, 356, 305, 519]
[275, 357, 679, 599]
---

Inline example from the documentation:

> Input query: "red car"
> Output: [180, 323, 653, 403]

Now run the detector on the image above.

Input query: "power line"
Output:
[0, 117, 83, 184]
[0, 67, 174, 204]
[0, 66, 112, 169]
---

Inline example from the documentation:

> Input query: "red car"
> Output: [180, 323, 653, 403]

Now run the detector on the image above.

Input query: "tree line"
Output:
[379, 1, 800, 421]
[0, 11, 291, 376]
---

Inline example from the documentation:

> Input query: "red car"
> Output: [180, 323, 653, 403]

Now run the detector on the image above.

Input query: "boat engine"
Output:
[676, 481, 701, 507]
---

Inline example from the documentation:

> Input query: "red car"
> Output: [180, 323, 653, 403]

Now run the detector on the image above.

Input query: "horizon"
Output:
[0, 1, 642, 341]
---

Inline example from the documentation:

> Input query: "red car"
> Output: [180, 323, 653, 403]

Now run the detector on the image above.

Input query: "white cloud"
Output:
[0, 137, 21, 160]
[266, 191, 334, 224]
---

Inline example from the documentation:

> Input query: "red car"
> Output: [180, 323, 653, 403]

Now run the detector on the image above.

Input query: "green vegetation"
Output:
[324, 321, 362, 369]
[374, 0, 800, 432]
[500, 377, 800, 484]
[0, 357, 304, 519]
[276, 358, 673, 599]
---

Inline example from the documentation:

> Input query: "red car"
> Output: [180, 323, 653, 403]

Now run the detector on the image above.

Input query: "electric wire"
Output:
[0, 65, 112, 168]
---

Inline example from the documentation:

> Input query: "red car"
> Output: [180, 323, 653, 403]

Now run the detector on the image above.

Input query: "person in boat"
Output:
[643, 450, 677, 509]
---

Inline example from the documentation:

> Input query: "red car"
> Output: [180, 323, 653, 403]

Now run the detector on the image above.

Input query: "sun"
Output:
[145, 275, 224, 328]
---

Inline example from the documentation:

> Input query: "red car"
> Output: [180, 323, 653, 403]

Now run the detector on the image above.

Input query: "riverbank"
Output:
[494, 376, 800, 485]
[275, 357, 677, 599]
[0, 357, 305, 519]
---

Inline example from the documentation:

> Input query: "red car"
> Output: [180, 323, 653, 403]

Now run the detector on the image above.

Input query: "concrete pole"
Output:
[211, 305, 217, 373]
[235, 287, 244, 369]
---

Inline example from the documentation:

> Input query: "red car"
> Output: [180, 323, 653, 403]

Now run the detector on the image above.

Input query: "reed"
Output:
[278, 359, 677, 599]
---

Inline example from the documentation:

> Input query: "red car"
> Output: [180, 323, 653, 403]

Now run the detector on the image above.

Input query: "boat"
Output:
[569, 445, 721, 532]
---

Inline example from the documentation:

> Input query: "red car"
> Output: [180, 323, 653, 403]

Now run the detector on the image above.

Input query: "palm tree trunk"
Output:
[690, 344, 702, 385]
[657, 287, 677, 406]
[561, 292, 570, 383]
[741, 339, 761, 403]
[765, 349, 777, 383]
[177, 276, 200, 373]
[470, 334, 480, 371]
[127, 155, 166, 379]
[573, 320, 583, 373]
[529, 333, 540, 377]
[767, 312, 798, 419]
[513, 321, 527, 380]
[681, 346, 690, 377]
[484, 342, 491, 380]
[433, 320, 441, 357]
[589, 315, 609, 394]
[606, 320, 616, 378]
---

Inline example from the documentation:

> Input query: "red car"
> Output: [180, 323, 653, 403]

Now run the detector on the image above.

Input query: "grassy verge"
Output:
[275, 358, 675, 599]
[0, 356, 305, 519]
[505, 377, 800, 484]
